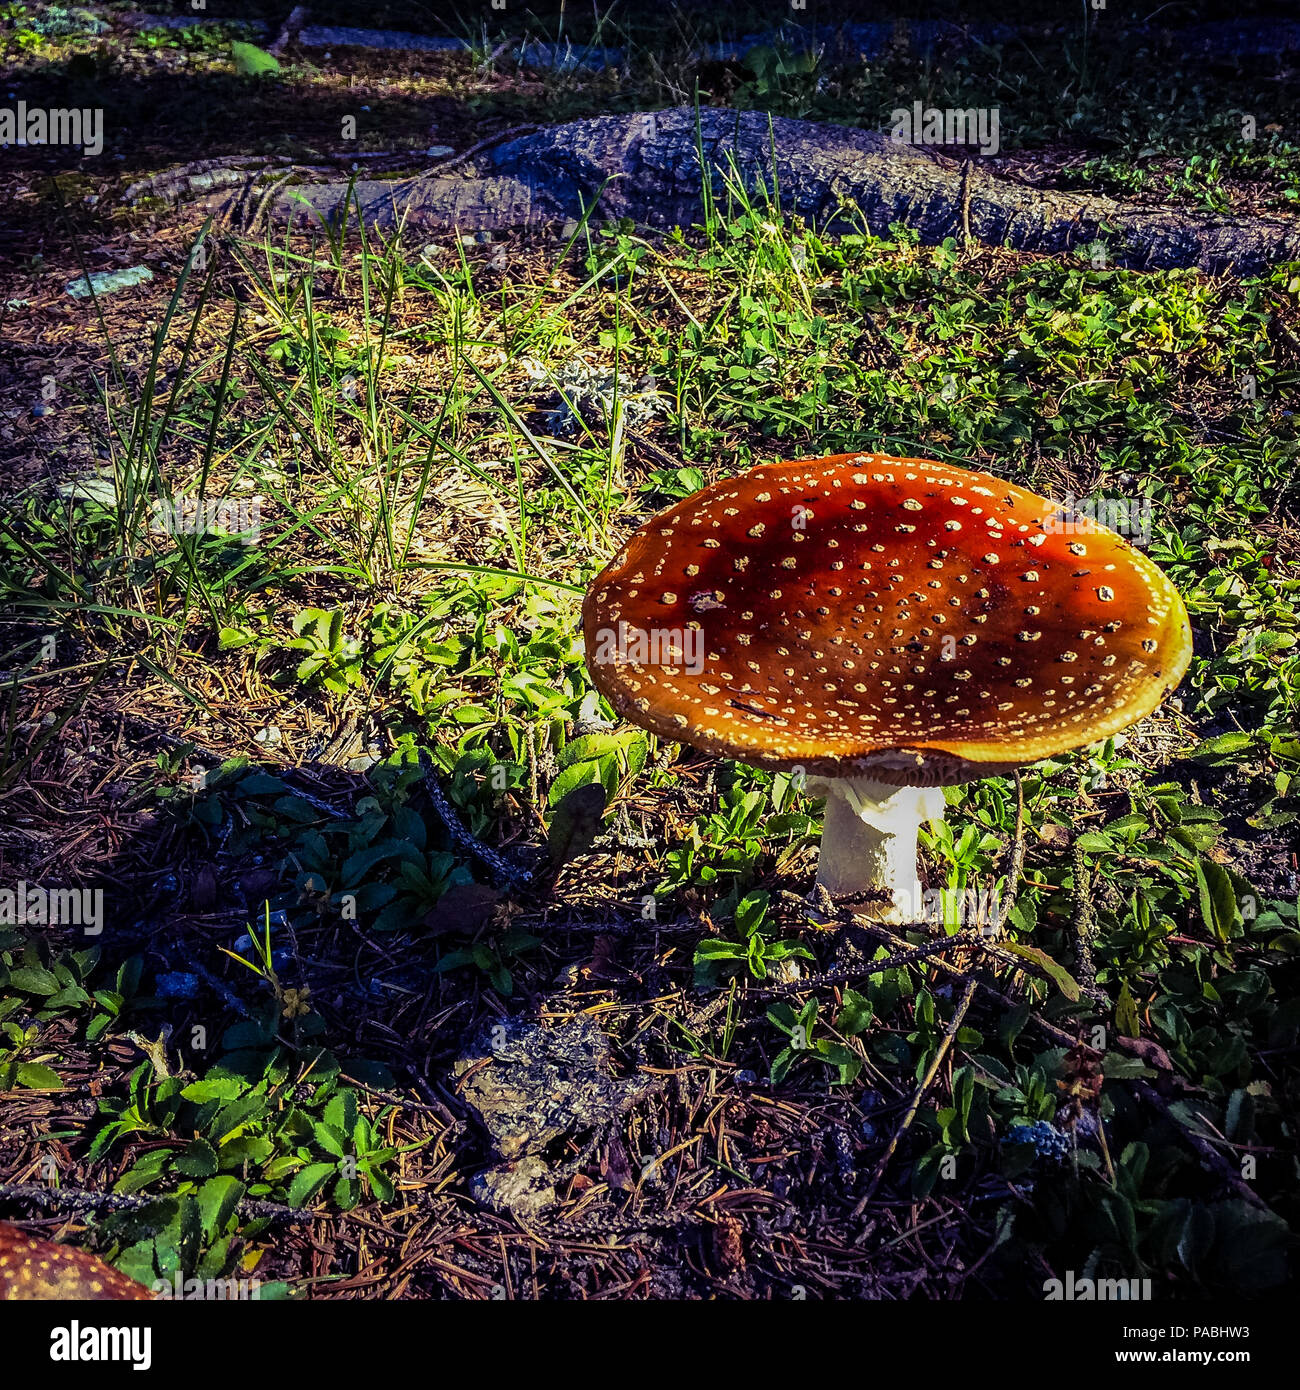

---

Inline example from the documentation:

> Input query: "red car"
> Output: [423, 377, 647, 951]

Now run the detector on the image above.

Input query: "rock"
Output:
[65, 266, 154, 299]
[57, 468, 118, 506]
[471, 1156, 557, 1218]
[154, 971, 199, 1000]
[454, 1014, 653, 1162]
[525, 356, 662, 436]
[454, 1015, 655, 1218]
[515, 41, 624, 72]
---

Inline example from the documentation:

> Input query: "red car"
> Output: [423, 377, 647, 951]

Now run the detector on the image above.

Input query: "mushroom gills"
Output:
[806, 775, 948, 922]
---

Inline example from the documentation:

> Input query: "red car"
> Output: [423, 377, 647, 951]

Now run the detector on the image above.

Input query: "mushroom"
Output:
[0, 1221, 154, 1299]
[582, 452, 1191, 922]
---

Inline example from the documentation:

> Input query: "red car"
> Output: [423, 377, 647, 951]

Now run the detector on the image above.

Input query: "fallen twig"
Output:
[416, 748, 532, 889]
[749, 926, 986, 998]
[269, 4, 310, 56]
[383, 124, 542, 196]
[851, 976, 979, 1216]
[0, 1182, 314, 1224]
[1131, 1082, 1269, 1211]
[1070, 839, 1107, 1003]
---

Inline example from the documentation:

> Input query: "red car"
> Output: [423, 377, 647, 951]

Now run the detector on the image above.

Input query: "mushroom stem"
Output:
[808, 777, 949, 922]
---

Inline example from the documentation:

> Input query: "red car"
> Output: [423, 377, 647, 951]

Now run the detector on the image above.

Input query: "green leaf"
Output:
[323, 1090, 357, 1136]
[16, 1062, 61, 1089]
[334, 1174, 361, 1211]
[996, 941, 1081, 1001]
[345, 840, 425, 889]
[286, 1162, 335, 1208]
[873, 1034, 911, 1067]
[45, 985, 91, 1009]
[181, 1077, 247, 1104]
[547, 782, 606, 863]
[558, 733, 628, 769]
[835, 989, 874, 1037]
[231, 41, 281, 76]
[9, 966, 59, 995]
[197, 1176, 245, 1239]
[367, 1165, 396, 1204]
[175, 1138, 219, 1178]
[547, 758, 604, 808]
[313, 1122, 349, 1158]
[1224, 1088, 1254, 1144]
[1101, 1053, 1156, 1079]
[1188, 732, 1255, 762]
[813, 1040, 862, 1084]
[1195, 858, 1241, 941]
[115, 1240, 158, 1287]
[115, 1149, 172, 1194]
[197, 1234, 235, 1282]
[734, 890, 769, 937]
[1176, 1202, 1216, 1275]
[209, 1092, 270, 1144]
[1211, 1201, 1291, 1291]
[770, 1046, 795, 1084]
[1115, 981, 1140, 1038]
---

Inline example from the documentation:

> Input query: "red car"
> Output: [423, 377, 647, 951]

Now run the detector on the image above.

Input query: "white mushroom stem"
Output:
[807, 776, 949, 923]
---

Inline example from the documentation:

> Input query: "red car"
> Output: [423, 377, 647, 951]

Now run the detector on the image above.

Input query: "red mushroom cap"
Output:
[0, 1221, 154, 1300]
[583, 453, 1191, 782]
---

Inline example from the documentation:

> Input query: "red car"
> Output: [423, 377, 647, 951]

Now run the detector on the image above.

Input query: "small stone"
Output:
[155, 971, 200, 1000]
[471, 1157, 557, 1219]
[65, 265, 154, 299]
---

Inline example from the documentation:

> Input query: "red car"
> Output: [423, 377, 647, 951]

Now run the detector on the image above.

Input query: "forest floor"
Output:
[1, 2, 1298, 1300]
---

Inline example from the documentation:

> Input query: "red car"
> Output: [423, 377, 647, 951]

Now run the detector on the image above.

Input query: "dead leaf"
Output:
[602, 1131, 635, 1191]
[580, 934, 620, 982]
[547, 783, 606, 863]
[1116, 1035, 1175, 1071]
[423, 882, 502, 936]
[190, 865, 217, 911]
[712, 1215, 745, 1273]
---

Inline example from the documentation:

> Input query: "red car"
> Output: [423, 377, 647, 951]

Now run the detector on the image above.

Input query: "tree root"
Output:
[191, 107, 1300, 275]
